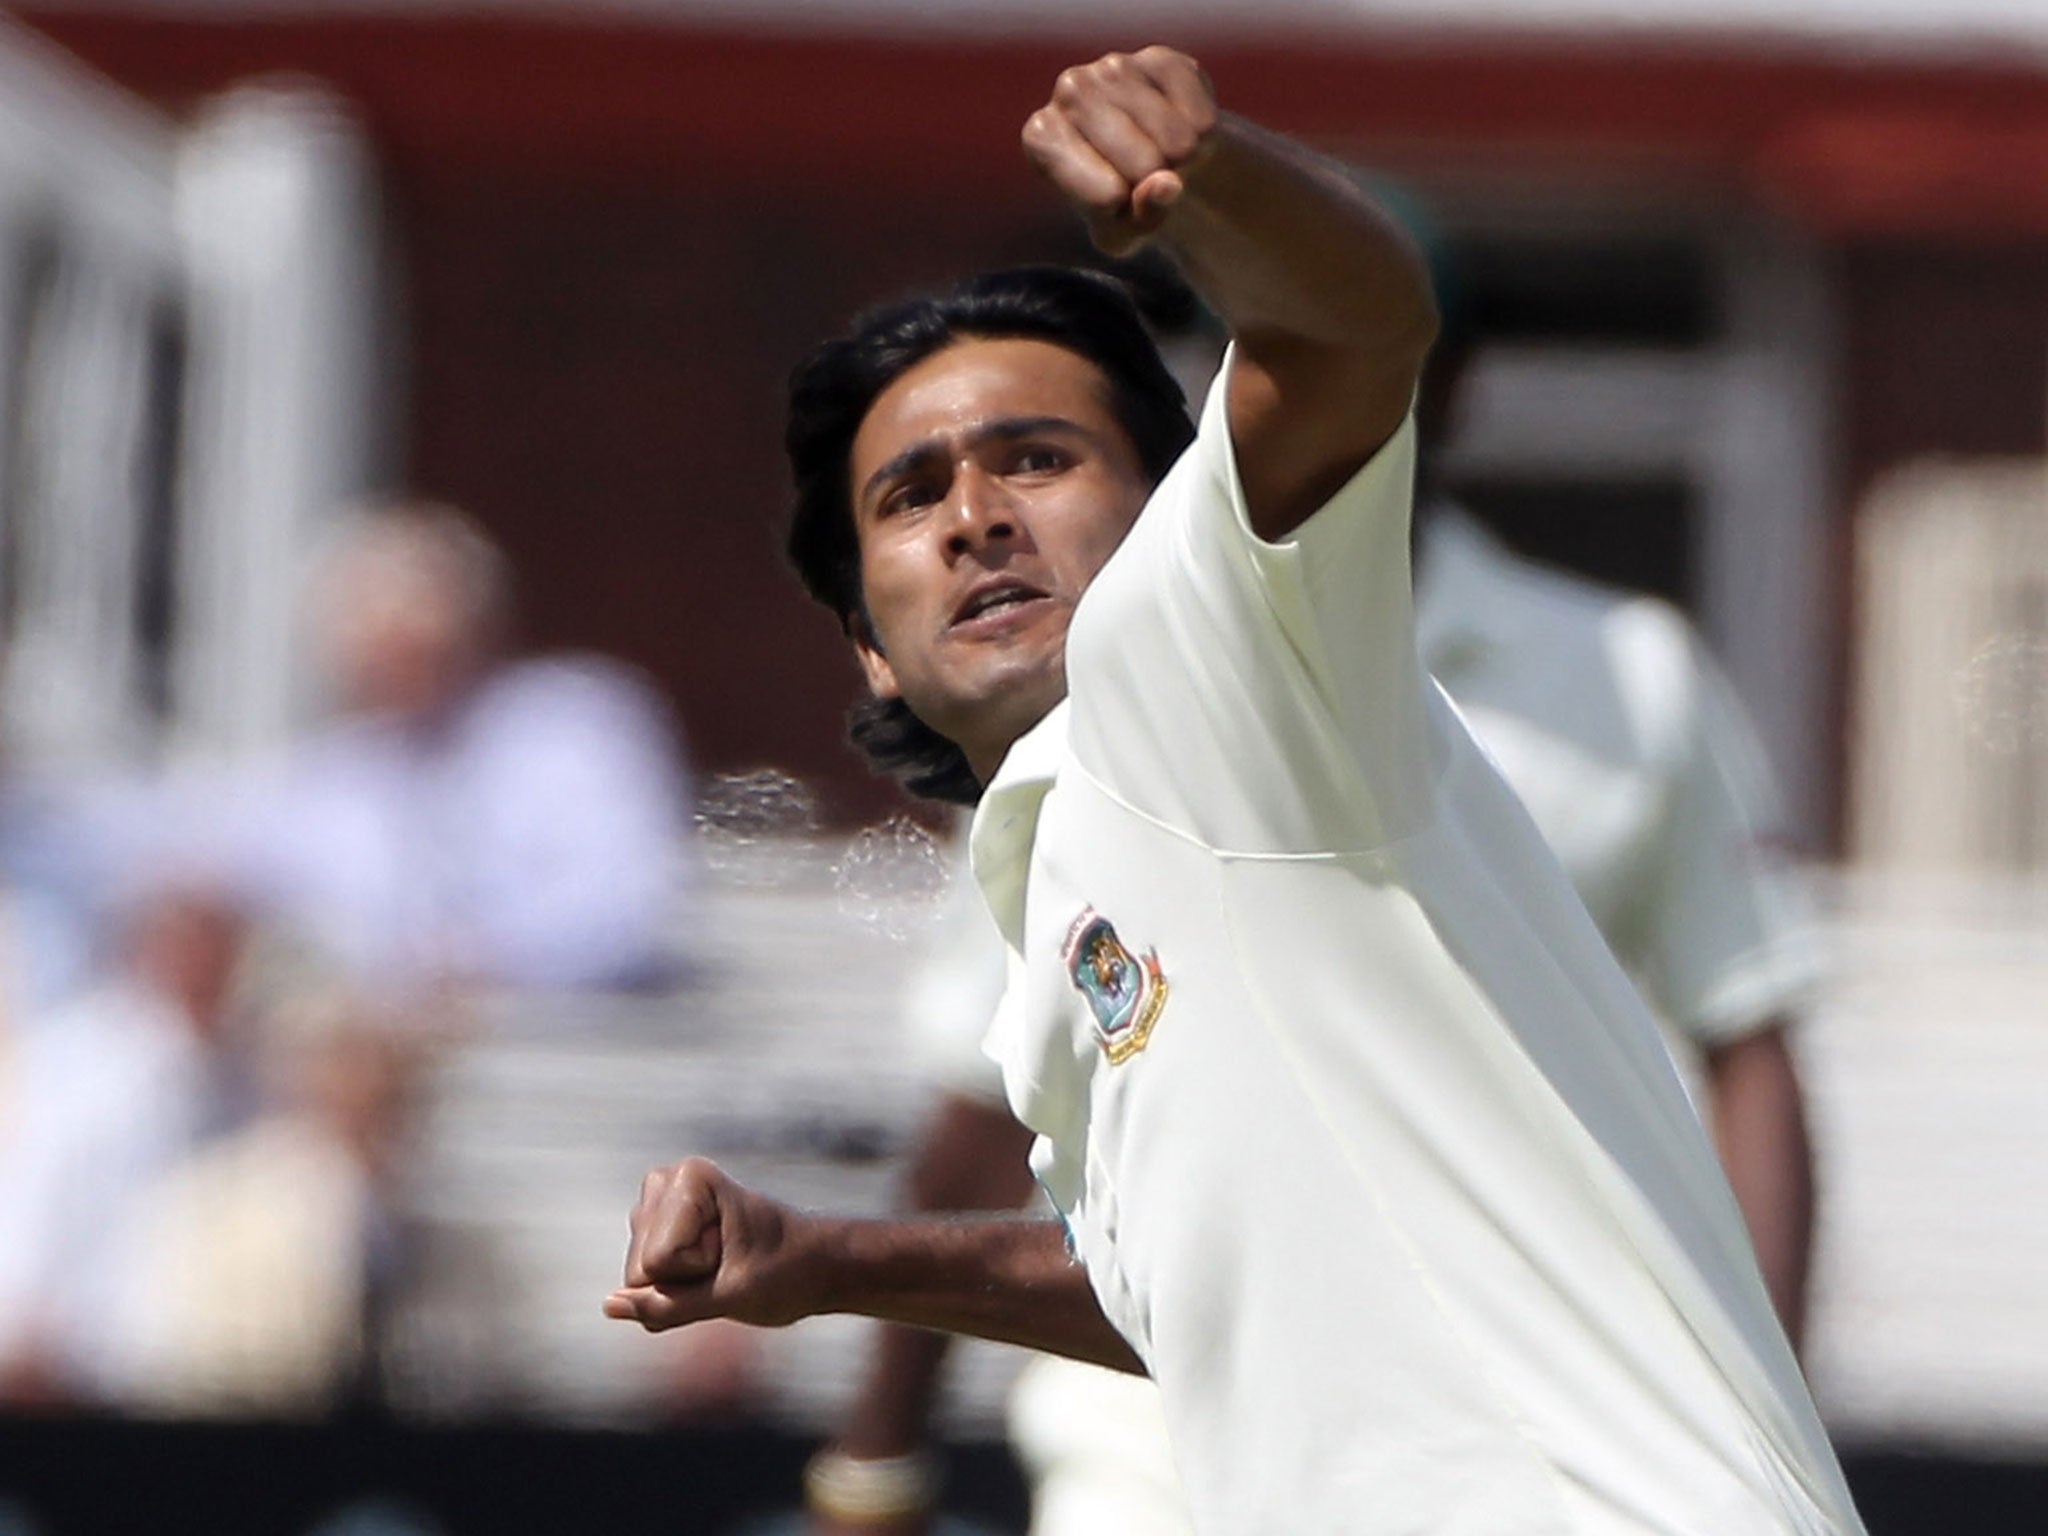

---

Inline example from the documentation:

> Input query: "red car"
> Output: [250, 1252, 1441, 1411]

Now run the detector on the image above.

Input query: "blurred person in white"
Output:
[114, 993, 423, 1418]
[232, 501, 695, 996]
[0, 886, 254, 1407]
[804, 255, 1820, 1536]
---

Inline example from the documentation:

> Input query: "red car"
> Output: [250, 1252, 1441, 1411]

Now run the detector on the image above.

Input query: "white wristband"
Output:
[802, 1447, 941, 1523]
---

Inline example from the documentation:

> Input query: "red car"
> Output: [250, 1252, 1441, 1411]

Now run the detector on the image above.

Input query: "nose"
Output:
[942, 466, 1018, 558]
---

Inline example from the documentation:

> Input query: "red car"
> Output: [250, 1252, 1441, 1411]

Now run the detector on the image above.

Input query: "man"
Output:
[807, 283, 1825, 1536]
[611, 48, 1862, 1535]
[234, 501, 695, 995]
[0, 887, 251, 1406]
[4, 501, 696, 1001]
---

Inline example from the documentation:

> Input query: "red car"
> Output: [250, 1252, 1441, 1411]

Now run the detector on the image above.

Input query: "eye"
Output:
[879, 479, 941, 518]
[1007, 443, 1072, 477]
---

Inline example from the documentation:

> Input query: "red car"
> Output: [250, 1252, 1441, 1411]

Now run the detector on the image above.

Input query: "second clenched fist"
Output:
[606, 1156, 813, 1332]
[1021, 47, 1219, 256]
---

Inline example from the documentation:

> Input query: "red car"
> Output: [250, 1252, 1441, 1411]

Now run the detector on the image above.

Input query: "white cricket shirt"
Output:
[969, 352, 1863, 1535]
[1417, 513, 1821, 1047]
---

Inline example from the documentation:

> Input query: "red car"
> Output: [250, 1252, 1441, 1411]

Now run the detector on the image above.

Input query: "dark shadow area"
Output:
[0, 1416, 1025, 1536]
[0, 1418, 2041, 1535]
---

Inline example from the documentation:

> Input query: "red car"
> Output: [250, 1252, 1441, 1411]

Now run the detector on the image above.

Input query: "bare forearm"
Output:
[811, 1212, 1141, 1374]
[1025, 48, 1434, 535]
[1165, 114, 1437, 375]
[1707, 1023, 1815, 1350]
[607, 1158, 1141, 1374]
[1167, 114, 1435, 533]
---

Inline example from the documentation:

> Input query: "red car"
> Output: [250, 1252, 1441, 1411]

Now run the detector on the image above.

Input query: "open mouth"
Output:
[951, 579, 1048, 627]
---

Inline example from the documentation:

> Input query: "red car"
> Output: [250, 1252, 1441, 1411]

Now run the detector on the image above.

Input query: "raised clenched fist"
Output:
[1021, 47, 1220, 256]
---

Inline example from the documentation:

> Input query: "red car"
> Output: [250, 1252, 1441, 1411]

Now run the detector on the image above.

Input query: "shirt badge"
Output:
[1063, 907, 1168, 1065]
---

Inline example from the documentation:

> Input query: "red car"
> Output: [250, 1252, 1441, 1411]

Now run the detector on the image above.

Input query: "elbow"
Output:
[1388, 304, 1439, 400]
[1387, 263, 1441, 382]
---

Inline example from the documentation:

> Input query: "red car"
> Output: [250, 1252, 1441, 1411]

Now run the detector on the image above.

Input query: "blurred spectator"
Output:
[0, 501, 693, 1422]
[0, 887, 254, 1407]
[0, 500, 696, 1008]
[229, 500, 697, 997]
[1414, 315, 1820, 1341]
[1413, 504, 1819, 1325]
[113, 990, 424, 1419]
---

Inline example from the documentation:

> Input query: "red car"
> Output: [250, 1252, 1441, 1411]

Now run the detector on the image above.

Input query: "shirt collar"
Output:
[968, 698, 1068, 951]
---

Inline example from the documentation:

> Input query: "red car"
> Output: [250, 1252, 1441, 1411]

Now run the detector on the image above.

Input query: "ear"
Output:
[851, 620, 901, 700]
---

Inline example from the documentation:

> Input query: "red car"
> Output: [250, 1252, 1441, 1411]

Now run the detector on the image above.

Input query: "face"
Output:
[848, 337, 1152, 780]
[322, 537, 489, 722]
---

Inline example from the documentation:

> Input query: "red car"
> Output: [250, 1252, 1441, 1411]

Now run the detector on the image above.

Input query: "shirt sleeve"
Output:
[1064, 346, 1434, 855]
[1635, 632, 1824, 1045]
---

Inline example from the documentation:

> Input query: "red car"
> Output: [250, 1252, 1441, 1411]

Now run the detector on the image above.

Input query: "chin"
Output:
[977, 669, 1067, 744]
[916, 658, 1062, 752]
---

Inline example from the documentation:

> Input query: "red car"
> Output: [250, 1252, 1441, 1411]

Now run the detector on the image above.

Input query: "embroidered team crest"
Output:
[1063, 908, 1168, 1065]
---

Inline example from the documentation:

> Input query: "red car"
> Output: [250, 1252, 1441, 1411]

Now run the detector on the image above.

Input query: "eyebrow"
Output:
[858, 415, 1086, 512]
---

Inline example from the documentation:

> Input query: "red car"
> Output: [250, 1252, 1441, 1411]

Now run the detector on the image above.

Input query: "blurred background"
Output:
[0, 1, 2042, 1532]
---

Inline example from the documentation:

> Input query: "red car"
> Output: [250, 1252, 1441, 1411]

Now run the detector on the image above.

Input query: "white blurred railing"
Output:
[172, 82, 390, 761]
[0, 25, 390, 771]
[0, 18, 178, 769]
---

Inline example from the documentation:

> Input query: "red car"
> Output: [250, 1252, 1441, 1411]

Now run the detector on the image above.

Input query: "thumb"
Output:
[603, 1288, 641, 1321]
[604, 1283, 712, 1332]
[1092, 170, 1182, 255]
[1130, 167, 1185, 226]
